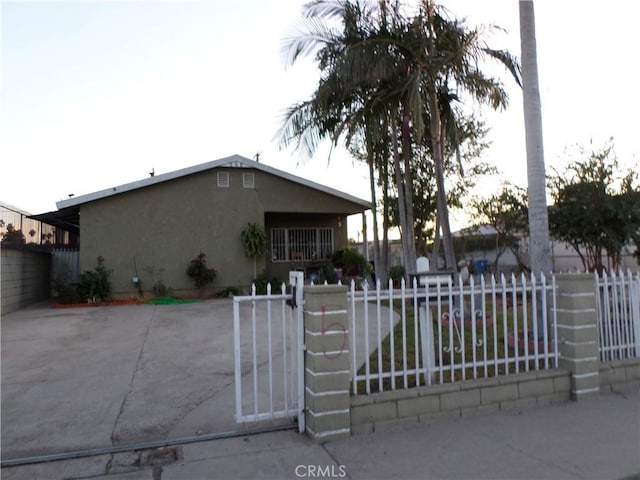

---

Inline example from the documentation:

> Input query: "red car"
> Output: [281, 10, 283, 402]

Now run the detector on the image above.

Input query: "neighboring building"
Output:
[0, 201, 72, 247]
[452, 224, 638, 274]
[355, 224, 639, 278]
[38, 155, 370, 298]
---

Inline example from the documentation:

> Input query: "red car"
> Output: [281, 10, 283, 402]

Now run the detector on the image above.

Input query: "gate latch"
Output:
[286, 285, 297, 309]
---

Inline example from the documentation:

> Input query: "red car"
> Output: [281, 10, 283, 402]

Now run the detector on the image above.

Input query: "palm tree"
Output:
[278, 0, 403, 280]
[519, 0, 552, 276]
[380, 1, 520, 272]
[279, 0, 520, 277]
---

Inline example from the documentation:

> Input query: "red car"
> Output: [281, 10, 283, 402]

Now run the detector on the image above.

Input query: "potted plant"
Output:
[388, 264, 406, 288]
[332, 247, 371, 280]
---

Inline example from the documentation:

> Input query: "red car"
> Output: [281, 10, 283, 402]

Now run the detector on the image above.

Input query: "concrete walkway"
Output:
[2, 386, 638, 479]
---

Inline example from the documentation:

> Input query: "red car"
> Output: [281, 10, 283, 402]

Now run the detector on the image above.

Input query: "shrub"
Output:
[216, 287, 241, 298]
[253, 272, 283, 294]
[388, 264, 406, 285]
[77, 256, 112, 303]
[144, 266, 168, 297]
[316, 263, 339, 284]
[53, 267, 79, 304]
[186, 252, 216, 288]
[332, 247, 371, 277]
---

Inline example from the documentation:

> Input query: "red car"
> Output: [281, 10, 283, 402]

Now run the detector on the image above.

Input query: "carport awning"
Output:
[29, 206, 80, 235]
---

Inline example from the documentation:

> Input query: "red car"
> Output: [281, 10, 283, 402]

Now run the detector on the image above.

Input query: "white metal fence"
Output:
[232, 273, 305, 432]
[595, 270, 640, 361]
[348, 273, 558, 395]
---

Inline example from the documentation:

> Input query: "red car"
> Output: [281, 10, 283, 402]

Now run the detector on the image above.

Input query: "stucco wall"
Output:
[1, 246, 51, 314]
[78, 167, 365, 297]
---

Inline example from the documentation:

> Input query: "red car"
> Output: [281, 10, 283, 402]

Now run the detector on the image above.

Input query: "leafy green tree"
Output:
[548, 140, 640, 272]
[240, 223, 269, 280]
[471, 183, 529, 272]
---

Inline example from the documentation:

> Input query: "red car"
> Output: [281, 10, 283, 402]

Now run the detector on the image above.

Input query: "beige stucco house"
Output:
[51, 155, 370, 298]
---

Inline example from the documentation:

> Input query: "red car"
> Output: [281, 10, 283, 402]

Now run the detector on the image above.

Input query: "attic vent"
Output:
[217, 171, 229, 188]
[243, 173, 255, 189]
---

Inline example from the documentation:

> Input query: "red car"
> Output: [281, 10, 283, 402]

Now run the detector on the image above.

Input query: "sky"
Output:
[1, 0, 638, 239]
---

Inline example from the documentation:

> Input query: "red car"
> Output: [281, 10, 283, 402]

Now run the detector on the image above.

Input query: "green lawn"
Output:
[354, 295, 556, 394]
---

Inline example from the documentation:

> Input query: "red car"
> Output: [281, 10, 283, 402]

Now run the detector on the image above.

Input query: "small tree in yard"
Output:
[471, 183, 529, 272]
[240, 223, 268, 280]
[187, 252, 216, 289]
[548, 140, 640, 272]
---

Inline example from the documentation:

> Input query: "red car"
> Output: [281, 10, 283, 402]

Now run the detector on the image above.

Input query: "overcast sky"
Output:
[1, 0, 637, 236]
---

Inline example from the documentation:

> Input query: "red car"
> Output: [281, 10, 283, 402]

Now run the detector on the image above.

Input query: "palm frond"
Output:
[281, 17, 342, 67]
[484, 48, 522, 87]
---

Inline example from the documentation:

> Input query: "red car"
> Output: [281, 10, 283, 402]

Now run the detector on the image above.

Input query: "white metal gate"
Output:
[232, 272, 305, 432]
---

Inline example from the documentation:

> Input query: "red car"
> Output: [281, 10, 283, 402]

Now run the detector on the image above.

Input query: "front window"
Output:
[270, 227, 334, 262]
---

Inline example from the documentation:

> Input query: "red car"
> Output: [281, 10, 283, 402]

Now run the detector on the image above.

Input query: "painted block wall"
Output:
[1, 247, 51, 314]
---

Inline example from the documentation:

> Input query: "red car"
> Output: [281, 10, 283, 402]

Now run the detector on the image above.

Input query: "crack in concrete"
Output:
[322, 443, 352, 480]
[165, 344, 290, 436]
[105, 305, 158, 474]
[167, 379, 234, 434]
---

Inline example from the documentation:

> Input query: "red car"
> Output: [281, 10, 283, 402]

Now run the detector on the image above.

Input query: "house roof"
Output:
[56, 154, 370, 210]
[33, 155, 369, 234]
[453, 224, 498, 238]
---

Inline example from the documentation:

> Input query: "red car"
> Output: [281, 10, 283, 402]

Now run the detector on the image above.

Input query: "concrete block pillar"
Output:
[556, 274, 600, 399]
[303, 284, 350, 442]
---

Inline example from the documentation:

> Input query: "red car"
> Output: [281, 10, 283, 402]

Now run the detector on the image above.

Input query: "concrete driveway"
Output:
[1, 299, 245, 461]
[1, 295, 397, 466]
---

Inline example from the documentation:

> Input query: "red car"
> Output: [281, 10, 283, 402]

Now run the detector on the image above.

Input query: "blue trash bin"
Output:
[473, 259, 488, 275]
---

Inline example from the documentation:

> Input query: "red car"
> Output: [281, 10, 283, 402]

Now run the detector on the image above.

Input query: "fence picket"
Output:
[348, 271, 559, 395]
[388, 279, 396, 391]
[481, 275, 488, 379]
[412, 278, 420, 387]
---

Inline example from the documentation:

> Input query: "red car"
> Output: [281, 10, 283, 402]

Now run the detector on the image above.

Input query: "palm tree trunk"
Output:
[431, 213, 441, 268]
[391, 121, 411, 278]
[519, 0, 552, 276]
[367, 147, 381, 283]
[381, 158, 390, 284]
[428, 89, 457, 272]
[401, 105, 418, 275]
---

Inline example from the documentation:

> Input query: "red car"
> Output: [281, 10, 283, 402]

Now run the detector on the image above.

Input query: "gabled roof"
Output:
[56, 154, 370, 210]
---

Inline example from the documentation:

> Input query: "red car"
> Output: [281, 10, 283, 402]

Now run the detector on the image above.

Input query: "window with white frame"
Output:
[270, 227, 334, 262]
